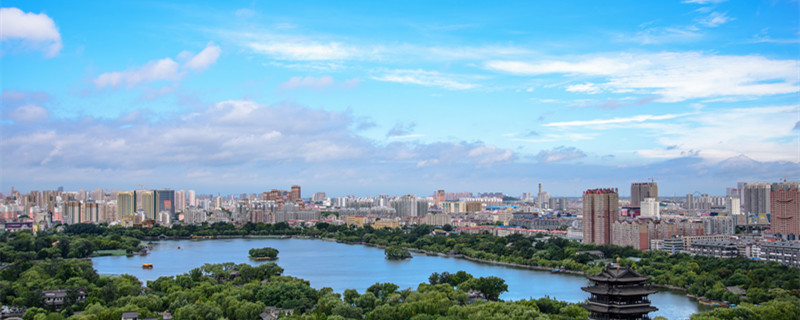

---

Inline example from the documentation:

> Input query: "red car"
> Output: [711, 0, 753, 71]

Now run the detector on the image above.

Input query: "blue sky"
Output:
[1, 0, 799, 197]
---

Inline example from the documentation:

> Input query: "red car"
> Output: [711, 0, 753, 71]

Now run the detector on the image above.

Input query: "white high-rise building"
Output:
[726, 197, 741, 215]
[175, 190, 186, 211]
[188, 190, 196, 207]
[641, 198, 660, 219]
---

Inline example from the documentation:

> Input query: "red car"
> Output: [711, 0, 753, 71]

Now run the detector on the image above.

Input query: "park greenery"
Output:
[383, 246, 412, 260]
[248, 247, 279, 260]
[1, 222, 799, 319]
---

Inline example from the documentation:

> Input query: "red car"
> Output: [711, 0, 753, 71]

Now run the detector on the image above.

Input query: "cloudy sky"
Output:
[1, 1, 799, 197]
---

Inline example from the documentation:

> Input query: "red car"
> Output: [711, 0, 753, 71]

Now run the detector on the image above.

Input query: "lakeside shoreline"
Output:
[140, 234, 707, 305]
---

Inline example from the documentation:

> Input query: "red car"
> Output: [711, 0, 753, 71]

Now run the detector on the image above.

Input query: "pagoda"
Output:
[582, 260, 657, 320]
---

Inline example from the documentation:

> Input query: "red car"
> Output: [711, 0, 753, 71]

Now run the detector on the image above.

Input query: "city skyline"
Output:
[2, 1, 799, 196]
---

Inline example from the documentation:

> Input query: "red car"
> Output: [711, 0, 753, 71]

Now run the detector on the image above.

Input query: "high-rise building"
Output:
[268, 189, 280, 201]
[435, 190, 445, 204]
[582, 188, 619, 245]
[66, 200, 81, 224]
[685, 194, 695, 210]
[90, 189, 105, 201]
[136, 190, 156, 220]
[312, 192, 327, 202]
[631, 182, 658, 207]
[538, 191, 550, 210]
[641, 198, 660, 219]
[116, 192, 134, 220]
[175, 190, 186, 212]
[83, 201, 99, 223]
[726, 197, 741, 215]
[466, 201, 483, 213]
[155, 190, 176, 215]
[290, 185, 301, 203]
[391, 195, 418, 217]
[770, 182, 800, 238]
[188, 190, 196, 207]
[442, 201, 466, 214]
[737, 182, 747, 210]
[522, 192, 533, 202]
[744, 182, 771, 215]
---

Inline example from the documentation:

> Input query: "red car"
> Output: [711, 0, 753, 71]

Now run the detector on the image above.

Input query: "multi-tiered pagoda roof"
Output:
[582, 265, 658, 320]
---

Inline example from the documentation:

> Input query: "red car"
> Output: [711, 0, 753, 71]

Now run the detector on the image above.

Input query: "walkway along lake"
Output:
[92, 238, 707, 319]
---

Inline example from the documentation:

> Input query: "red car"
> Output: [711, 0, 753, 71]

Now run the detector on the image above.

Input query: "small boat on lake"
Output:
[142, 263, 153, 269]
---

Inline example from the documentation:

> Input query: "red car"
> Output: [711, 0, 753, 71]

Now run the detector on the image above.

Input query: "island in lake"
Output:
[249, 246, 279, 260]
[385, 245, 412, 260]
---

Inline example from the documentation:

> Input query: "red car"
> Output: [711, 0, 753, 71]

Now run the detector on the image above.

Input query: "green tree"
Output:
[458, 276, 508, 301]
[248, 247, 279, 259]
[384, 246, 412, 260]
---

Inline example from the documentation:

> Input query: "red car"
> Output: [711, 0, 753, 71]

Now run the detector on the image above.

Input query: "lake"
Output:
[92, 238, 705, 319]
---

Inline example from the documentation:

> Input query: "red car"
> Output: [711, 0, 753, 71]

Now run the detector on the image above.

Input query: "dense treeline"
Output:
[3, 222, 800, 319]
[2, 256, 590, 320]
[0, 225, 142, 264]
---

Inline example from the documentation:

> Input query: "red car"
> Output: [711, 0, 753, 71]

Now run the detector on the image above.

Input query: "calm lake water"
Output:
[92, 238, 705, 319]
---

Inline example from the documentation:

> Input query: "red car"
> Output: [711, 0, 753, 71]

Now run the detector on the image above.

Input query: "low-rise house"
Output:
[42, 289, 87, 310]
[260, 306, 293, 320]
[121, 311, 138, 320]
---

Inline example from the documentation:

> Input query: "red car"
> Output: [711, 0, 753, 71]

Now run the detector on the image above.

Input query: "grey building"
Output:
[156, 189, 176, 215]
[631, 182, 658, 207]
[744, 182, 771, 215]
[689, 241, 740, 258]
[760, 242, 800, 268]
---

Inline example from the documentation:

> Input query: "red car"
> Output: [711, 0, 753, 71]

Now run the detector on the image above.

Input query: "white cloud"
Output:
[512, 132, 598, 142]
[699, 12, 733, 27]
[635, 105, 800, 162]
[536, 146, 586, 163]
[248, 41, 356, 60]
[277, 76, 359, 91]
[486, 52, 800, 102]
[486, 58, 632, 76]
[94, 43, 221, 89]
[467, 145, 513, 166]
[544, 113, 690, 128]
[94, 58, 181, 88]
[372, 69, 478, 90]
[566, 82, 602, 94]
[7, 104, 49, 123]
[1, 100, 520, 184]
[0, 7, 62, 57]
[184, 42, 221, 71]
[628, 27, 703, 45]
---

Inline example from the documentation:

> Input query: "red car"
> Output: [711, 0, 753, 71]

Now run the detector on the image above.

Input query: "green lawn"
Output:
[89, 249, 128, 257]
